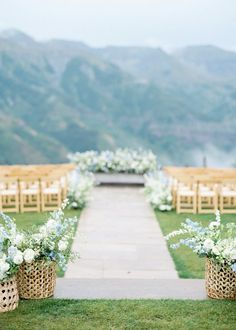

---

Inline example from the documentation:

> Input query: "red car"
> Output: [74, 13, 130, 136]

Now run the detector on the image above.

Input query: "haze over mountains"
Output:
[0, 29, 235, 166]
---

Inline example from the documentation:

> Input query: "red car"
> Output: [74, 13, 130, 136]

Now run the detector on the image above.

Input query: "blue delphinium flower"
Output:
[231, 263, 236, 272]
[49, 251, 56, 260]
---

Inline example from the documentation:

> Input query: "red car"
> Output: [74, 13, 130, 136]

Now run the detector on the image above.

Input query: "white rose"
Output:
[212, 246, 220, 255]
[23, 248, 35, 263]
[13, 251, 23, 265]
[8, 246, 18, 258]
[32, 233, 43, 243]
[203, 239, 214, 251]
[72, 202, 78, 208]
[0, 260, 10, 273]
[229, 251, 236, 260]
[58, 240, 68, 251]
[13, 233, 24, 246]
[223, 248, 231, 258]
[0, 253, 7, 262]
[209, 222, 220, 230]
[46, 219, 57, 233]
[47, 219, 57, 228]
[39, 226, 48, 237]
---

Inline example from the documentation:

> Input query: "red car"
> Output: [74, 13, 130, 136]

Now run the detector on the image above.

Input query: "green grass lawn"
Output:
[6, 209, 81, 277]
[156, 211, 236, 278]
[0, 299, 235, 330]
[9, 209, 80, 230]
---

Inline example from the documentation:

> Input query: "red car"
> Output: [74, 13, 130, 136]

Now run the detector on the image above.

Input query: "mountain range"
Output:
[0, 29, 236, 166]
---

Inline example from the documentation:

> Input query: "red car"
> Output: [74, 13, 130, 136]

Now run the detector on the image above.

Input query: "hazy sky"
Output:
[0, 0, 235, 50]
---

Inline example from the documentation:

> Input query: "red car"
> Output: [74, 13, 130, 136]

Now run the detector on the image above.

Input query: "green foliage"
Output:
[156, 211, 236, 278]
[8, 209, 80, 277]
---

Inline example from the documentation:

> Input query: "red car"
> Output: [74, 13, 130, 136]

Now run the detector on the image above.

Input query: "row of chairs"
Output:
[164, 166, 236, 214]
[165, 166, 236, 180]
[174, 181, 236, 214]
[0, 163, 75, 179]
[0, 163, 75, 213]
[0, 176, 68, 213]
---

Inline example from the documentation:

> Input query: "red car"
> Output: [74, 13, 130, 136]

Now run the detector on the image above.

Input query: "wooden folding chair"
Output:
[176, 182, 197, 214]
[19, 178, 41, 213]
[0, 178, 20, 213]
[41, 177, 62, 212]
[197, 183, 218, 214]
[219, 183, 236, 214]
[60, 175, 68, 201]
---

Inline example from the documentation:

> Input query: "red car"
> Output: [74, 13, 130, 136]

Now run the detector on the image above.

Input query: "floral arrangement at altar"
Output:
[68, 151, 97, 172]
[68, 148, 157, 174]
[165, 211, 236, 272]
[0, 213, 26, 281]
[143, 172, 172, 211]
[67, 171, 95, 209]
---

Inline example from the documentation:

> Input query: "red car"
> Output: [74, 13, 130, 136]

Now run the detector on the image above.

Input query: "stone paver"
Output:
[55, 279, 206, 300]
[95, 173, 144, 185]
[65, 186, 178, 279]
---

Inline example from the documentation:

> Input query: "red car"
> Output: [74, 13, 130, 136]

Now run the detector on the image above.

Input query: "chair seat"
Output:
[0, 189, 18, 195]
[21, 189, 39, 195]
[43, 187, 60, 194]
[199, 191, 215, 197]
[178, 190, 195, 197]
[221, 190, 236, 197]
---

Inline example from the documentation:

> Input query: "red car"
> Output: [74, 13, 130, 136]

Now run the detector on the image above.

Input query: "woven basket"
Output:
[206, 258, 236, 300]
[17, 260, 56, 299]
[0, 276, 19, 313]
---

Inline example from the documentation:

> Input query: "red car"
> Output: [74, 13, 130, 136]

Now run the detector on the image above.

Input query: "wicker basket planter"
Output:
[17, 260, 56, 299]
[206, 258, 236, 300]
[0, 276, 19, 313]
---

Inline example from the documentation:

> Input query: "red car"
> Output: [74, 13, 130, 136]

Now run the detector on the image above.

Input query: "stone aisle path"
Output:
[65, 186, 178, 279]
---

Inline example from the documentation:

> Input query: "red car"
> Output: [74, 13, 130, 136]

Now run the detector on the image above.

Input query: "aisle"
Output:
[65, 186, 178, 279]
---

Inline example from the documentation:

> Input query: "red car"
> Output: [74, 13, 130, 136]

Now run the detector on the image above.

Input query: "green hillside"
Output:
[0, 30, 235, 166]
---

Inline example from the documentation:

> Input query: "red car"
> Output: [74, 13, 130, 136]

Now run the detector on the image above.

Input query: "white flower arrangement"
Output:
[68, 151, 98, 172]
[143, 172, 172, 211]
[17, 200, 78, 272]
[68, 148, 157, 174]
[67, 171, 95, 209]
[166, 211, 236, 272]
[0, 213, 25, 281]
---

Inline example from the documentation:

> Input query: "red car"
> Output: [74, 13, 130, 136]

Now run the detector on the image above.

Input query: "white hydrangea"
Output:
[13, 251, 23, 265]
[12, 233, 24, 247]
[58, 240, 68, 251]
[23, 248, 35, 263]
[67, 171, 95, 209]
[144, 172, 172, 212]
[46, 219, 57, 232]
[203, 239, 215, 252]
[0, 259, 10, 280]
[212, 246, 220, 255]
[209, 221, 220, 230]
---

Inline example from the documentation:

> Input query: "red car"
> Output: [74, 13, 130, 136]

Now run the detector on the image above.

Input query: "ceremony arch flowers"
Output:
[68, 148, 157, 174]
